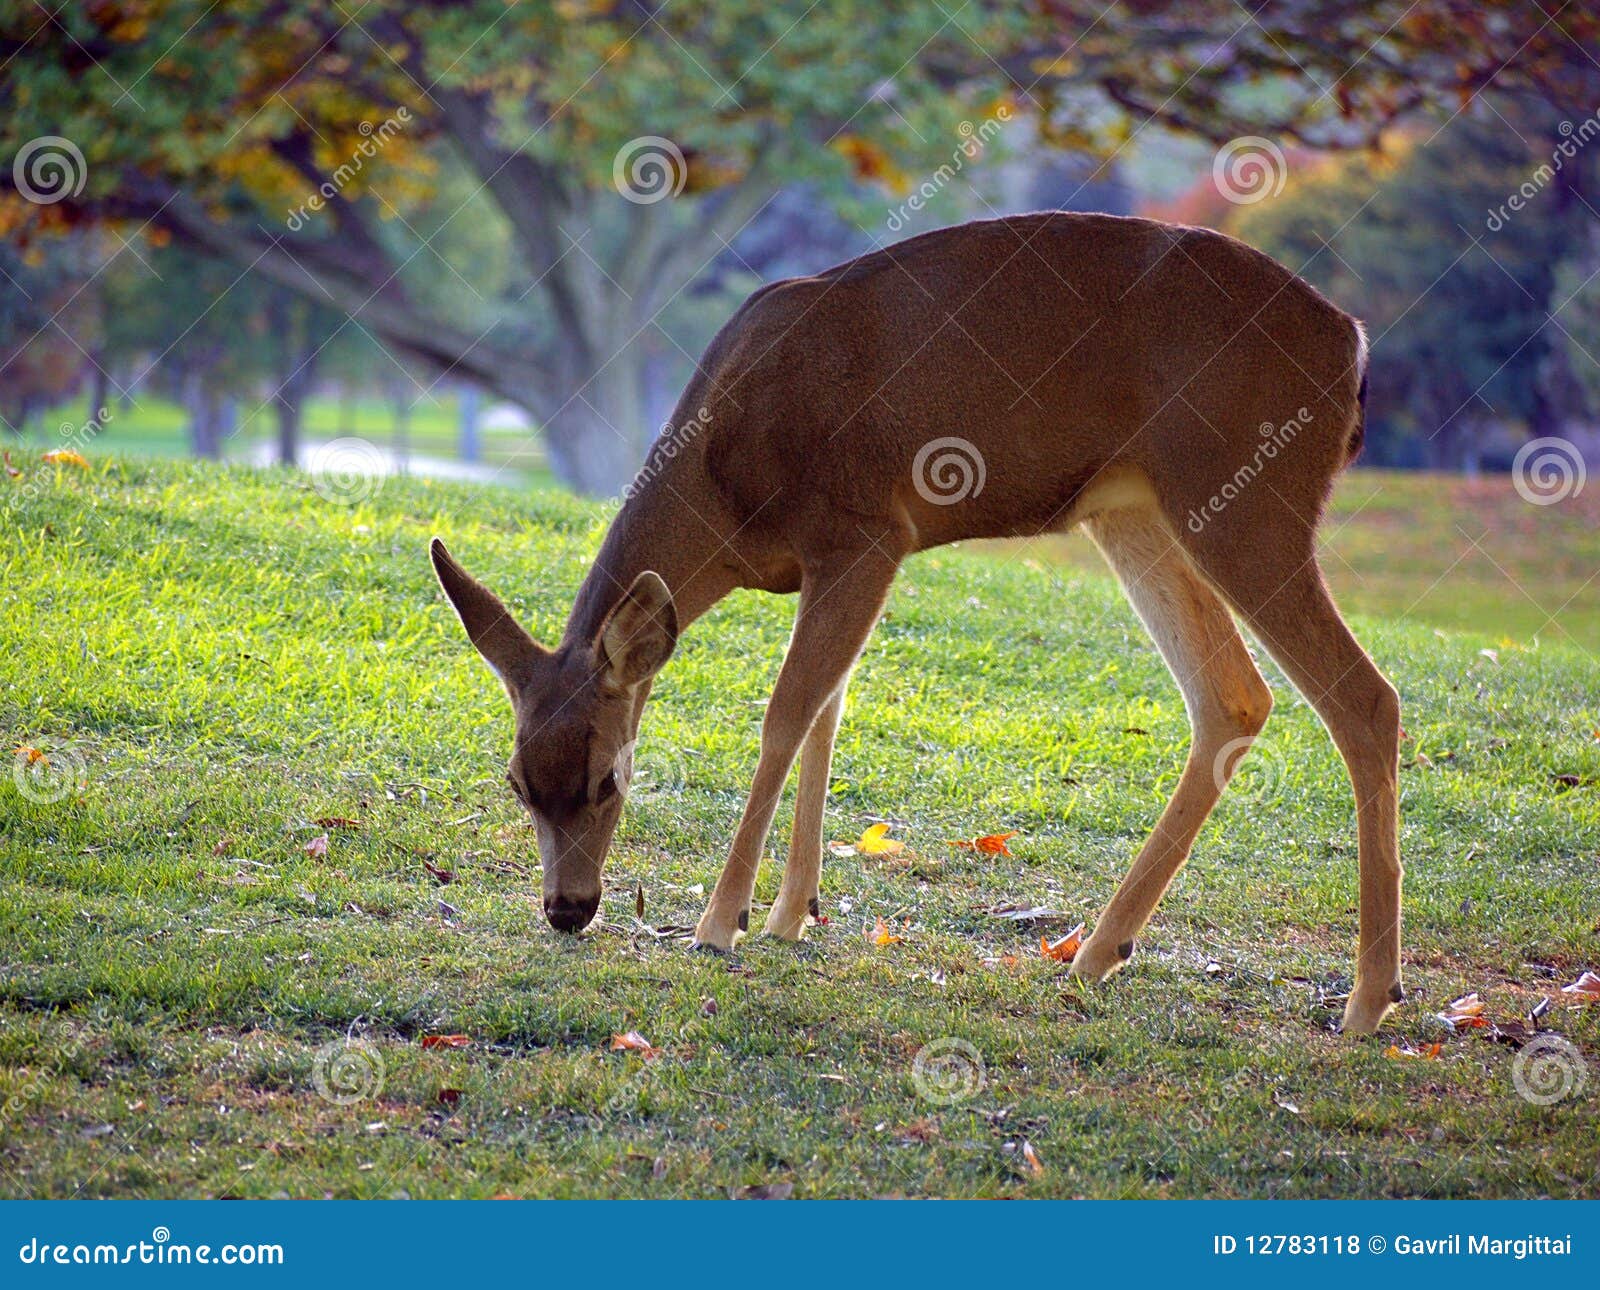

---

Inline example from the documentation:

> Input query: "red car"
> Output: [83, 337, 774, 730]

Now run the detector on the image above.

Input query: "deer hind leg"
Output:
[693, 546, 899, 951]
[1182, 534, 1403, 1034]
[764, 676, 848, 941]
[1070, 508, 1274, 983]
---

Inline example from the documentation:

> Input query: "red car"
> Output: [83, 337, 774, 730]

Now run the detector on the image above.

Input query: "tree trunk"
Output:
[274, 348, 317, 467]
[188, 382, 223, 459]
[458, 385, 481, 464]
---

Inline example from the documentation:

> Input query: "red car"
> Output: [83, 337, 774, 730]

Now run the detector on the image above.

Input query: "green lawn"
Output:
[2, 457, 1597, 1199]
[32, 392, 546, 483]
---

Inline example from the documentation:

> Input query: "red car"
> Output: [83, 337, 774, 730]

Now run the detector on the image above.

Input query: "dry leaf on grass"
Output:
[1040, 923, 1085, 963]
[868, 915, 904, 946]
[610, 1031, 662, 1060]
[422, 860, 456, 885]
[304, 834, 329, 858]
[3, 449, 21, 479]
[856, 823, 905, 855]
[950, 830, 1019, 856]
[1385, 1042, 1443, 1060]
[1561, 970, 1600, 997]
[315, 816, 362, 830]
[42, 448, 88, 468]
[1437, 992, 1489, 1031]
[420, 1034, 471, 1049]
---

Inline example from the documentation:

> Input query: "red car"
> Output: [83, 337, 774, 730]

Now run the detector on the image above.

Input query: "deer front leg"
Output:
[693, 552, 897, 951]
[764, 678, 848, 940]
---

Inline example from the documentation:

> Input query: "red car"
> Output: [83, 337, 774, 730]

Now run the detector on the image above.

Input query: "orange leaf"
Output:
[15, 745, 46, 766]
[1385, 1042, 1442, 1060]
[1562, 970, 1600, 996]
[868, 916, 904, 946]
[856, 823, 905, 856]
[1040, 923, 1085, 962]
[420, 1034, 471, 1049]
[304, 833, 329, 858]
[949, 830, 1020, 855]
[315, 816, 362, 830]
[41, 448, 88, 468]
[1021, 1140, 1045, 1175]
[1438, 992, 1488, 1029]
[610, 1030, 662, 1059]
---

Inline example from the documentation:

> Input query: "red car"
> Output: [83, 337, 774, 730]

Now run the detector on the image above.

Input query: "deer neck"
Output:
[562, 469, 737, 648]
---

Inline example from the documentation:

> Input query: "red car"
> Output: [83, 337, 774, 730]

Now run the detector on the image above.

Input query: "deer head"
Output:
[429, 538, 677, 932]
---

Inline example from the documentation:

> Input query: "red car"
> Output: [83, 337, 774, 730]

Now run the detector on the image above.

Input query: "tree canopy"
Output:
[3, 0, 1596, 490]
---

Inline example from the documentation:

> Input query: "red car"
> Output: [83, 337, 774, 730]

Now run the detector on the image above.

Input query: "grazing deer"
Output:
[431, 212, 1402, 1034]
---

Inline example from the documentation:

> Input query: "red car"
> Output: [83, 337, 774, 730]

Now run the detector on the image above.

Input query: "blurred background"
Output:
[2, 1, 1598, 626]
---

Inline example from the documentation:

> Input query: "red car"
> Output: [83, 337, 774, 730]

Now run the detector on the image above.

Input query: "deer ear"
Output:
[429, 538, 542, 694]
[596, 571, 677, 692]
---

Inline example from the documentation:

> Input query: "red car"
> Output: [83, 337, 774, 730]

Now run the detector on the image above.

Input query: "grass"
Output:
[31, 392, 545, 483]
[2, 457, 1598, 1199]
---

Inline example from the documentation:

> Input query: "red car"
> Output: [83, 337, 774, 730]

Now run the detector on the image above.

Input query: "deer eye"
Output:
[594, 769, 620, 804]
[505, 772, 528, 806]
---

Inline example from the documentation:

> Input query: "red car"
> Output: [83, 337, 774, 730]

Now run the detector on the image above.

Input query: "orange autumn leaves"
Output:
[830, 823, 1021, 859]
[6, 447, 89, 476]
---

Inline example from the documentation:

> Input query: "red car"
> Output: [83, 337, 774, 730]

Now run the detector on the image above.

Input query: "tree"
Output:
[1235, 111, 1594, 468]
[4, 1, 1596, 491]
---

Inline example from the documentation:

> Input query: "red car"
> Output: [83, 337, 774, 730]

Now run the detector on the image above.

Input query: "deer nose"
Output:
[544, 893, 599, 933]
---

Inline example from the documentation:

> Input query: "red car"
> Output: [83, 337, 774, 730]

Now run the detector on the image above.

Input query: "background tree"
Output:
[3, 0, 1597, 490]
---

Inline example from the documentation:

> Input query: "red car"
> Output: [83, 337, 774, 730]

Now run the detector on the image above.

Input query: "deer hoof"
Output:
[690, 910, 743, 953]
[762, 901, 812, 942]
[1340, 983, 1401, 1035]
[1066, 932, 1131, 984]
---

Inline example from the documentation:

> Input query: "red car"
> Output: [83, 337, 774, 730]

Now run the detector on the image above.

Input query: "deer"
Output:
[430, 211, 1403, 1035]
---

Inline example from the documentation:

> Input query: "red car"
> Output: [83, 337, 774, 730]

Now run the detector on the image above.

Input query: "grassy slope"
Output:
[2, 458, 1597, 1199]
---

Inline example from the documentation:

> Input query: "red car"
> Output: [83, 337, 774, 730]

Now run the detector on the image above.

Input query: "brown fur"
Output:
[432, 212, 1402, 1034]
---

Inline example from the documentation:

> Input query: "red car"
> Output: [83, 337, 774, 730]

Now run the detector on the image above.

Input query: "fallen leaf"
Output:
[420, 1034, 471, 1049]
[635, 884, 645, 919]
[1562, 970, 1600, 997]
[437, 1088, 462, 1106]
[422, 860, 455, 885]
[1040, 923, 1085, 963]
[1385, 1042, 1442, 1060]
[3, 449, 20, 479]
[315, 816, 362, 830]
[304, 834, 329, 858]
[987, 902, 1065, 922]
[867, 915, 904, 946]
[611, 1030, 662, 1059]
[42, 448, 88, 468]
[1437, 992, 1489, 1030]
[951, 830, 1020, 856]
[856, 823, 905, 856]
[14, 745, 46, 766]
[1021, 1140, 1045, 1175]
